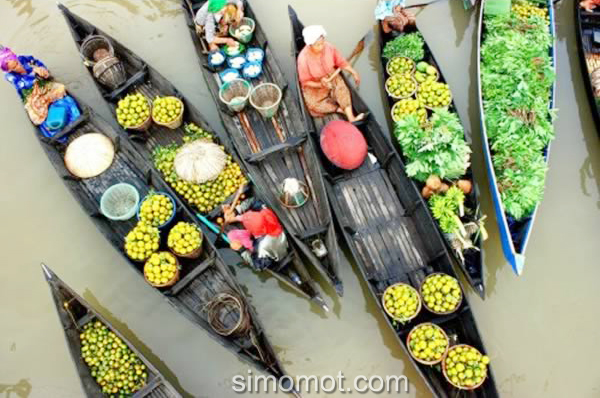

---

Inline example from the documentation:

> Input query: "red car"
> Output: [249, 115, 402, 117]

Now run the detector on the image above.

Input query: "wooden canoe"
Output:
[12, 63, 290, 387]
[289, 6, 499, 397]
[378, 23, 487, 297]
[57, 3, 329, 312]
[575, 1, 600, 134]
[41, 263, 182, 397]
[476, 0, 557, 274]
[181, 0, 344, 296]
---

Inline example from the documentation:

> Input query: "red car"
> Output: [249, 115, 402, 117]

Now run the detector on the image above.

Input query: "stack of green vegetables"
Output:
[481, 0, 555, 220]
[385, 32, 485, 257]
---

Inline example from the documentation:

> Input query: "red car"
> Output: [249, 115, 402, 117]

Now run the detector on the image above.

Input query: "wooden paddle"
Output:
[324, 30, 374, 83]
[219, 182, 248, 238]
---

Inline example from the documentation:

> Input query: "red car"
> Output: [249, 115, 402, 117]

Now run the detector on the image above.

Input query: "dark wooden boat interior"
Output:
[42, 264, 181, 397]
[378, 24, 486, 297]
[58, 4, 329, 311]
[575, 2, 600, 134]
[181, 0, 344, 296]
[27, 60, 287, 383]
[289, 6, 499, 397]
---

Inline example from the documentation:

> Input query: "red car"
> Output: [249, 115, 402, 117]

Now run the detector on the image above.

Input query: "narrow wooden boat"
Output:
[575, 1, 600, 134]
[289, 7, 499, 397]
[12, 71, 291, 386]
[58, 4, 328, 311]
[41, 263, 182, 397]
[477, 0, 557, 274]
[379, 24, 487, 297]
[181, 0, 344, 296]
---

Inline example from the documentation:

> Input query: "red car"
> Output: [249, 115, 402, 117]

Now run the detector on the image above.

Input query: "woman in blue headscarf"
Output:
[375, 0, 416, 34]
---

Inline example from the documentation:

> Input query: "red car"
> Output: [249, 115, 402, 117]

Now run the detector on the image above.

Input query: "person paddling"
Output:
[194, 0, 244, 51]
[297, 25, 365, 123]
[375, 0, 416, 34]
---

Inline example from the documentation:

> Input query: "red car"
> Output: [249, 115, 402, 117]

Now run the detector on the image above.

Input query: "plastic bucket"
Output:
[249, 83, 282, 119]
[136, 191, 177, 229]
[229, 17, 256, 44]
[219, 79, 251, 113]
[100, 183, 140, 221]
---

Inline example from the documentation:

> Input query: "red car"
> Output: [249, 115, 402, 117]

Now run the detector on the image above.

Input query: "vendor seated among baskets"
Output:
[375, 0, 416, 34]
[223, 199, 288, 271]
[195, 0, 244, 51]
[297, 25, 365, 123]
[1, 45, 80, 139]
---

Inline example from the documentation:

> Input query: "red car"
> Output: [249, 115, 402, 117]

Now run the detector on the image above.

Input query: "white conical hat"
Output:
[174, 140, 227, 184]
[64, 133, 115, 179]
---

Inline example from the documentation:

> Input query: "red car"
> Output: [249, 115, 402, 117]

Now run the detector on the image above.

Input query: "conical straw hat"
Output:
[174, 140, 227, 184]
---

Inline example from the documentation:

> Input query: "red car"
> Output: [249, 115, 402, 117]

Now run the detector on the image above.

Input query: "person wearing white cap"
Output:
[297, 25, 365, 122]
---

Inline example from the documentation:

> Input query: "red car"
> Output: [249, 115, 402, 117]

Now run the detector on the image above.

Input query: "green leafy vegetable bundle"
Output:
[481, 1, 556, 220]
[382, 32, 425, 61]
[393, 109, 471, 182]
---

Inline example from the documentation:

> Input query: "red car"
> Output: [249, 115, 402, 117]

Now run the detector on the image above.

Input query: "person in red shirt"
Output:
[297, 25, 365, 123]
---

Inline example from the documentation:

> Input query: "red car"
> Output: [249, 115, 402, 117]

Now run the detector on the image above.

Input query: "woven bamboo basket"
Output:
[93, 56, 126, 89]
[381, 282, 422, 323]
[441, 344, 488, 390]
[385, 74, 418, 100]
[170, 242, 203, 260]
[419, 273, 463, 315]
[406, 322, 450, 366]
[152, 97, 184, 130]
[144, 255, 180, 288]
[126, 96, 153, 132]
[80, 35, 115, 67]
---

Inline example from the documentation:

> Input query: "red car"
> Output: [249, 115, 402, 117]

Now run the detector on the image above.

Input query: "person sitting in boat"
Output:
[223, 199, 288, 271]
[375, 0, 416, 34]
[194, 0, 244, 51]
[297, 25, 365, 123]
[1, 45, 80, 140]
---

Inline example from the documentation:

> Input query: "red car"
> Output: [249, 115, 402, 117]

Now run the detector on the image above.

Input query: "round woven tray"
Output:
[419, 273, 463, 315]
[381, 282, 422, 323]
[386, 56, 416, 76]
[385, 75, 418, 100]
[152, 97, 184, 130]
[144, 256, 180, 288]
[406, 322, 450, 366]
[441, 344, 488, 390]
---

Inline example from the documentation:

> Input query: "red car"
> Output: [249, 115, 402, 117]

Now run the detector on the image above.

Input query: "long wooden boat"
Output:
[378, 24, 487, 297]
[12, 70, 291, 386]
[41, 263, 182, 397]
[575, 1, 600, 134]
[181, 0, 344, 296]
[476, 0, 557, 275]
[58, 4, 329, 311]
[289, 7, 499, 397]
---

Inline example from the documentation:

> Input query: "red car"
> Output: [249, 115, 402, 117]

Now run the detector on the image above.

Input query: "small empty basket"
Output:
[249, 83, 282, 119]
[219, 79, 251, 113]
[100, 183, 140, 221]
[93, 56, 126, 89]
[80, 35, 115, 67]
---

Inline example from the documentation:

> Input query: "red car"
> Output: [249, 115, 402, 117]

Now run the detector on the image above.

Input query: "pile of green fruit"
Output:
[183, 123, 213, 143]
[421, 273, 462, 314]
[444, 345, 490, 389]
[512, 0, 548, 24]
[80, 321, 148, 395]
[408, 323, 449, 363]
[144, 251, 178, 286]
[152, 96, 183, 125]
[153, 141, 246, 213]
[415, 62, 439, 84]
[124, 222, 160, 261]
[139, 193, 174, 227]
[417, 81, 452, 108]
[386, 73, 417, 99]
[116, 93, 150, 129]
[392, 99, 427, 124]
[382, 283, 421, 322]
[168, 222, 202, 256]
[387, 56, 415, 75]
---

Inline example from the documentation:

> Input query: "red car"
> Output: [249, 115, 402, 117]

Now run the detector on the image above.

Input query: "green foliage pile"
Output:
[429, 186, 466, 235]
[481, 3, 556, 220]
[382, 32, 425, 61]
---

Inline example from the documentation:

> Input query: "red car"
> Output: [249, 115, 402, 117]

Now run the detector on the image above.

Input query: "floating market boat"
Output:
[575, 0, 600, 134]
[41, 263, 182, 397]
[289, 6, 499, 397]
[379, 24, 487, 297]
[477, 0, 557, 275]
[58, 4, 328, 311]
[181, 0, 344, 296]
[17, 72, 293, 386]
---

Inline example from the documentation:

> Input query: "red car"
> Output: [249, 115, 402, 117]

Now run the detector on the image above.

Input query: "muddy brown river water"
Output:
[0, 0, 599, 397]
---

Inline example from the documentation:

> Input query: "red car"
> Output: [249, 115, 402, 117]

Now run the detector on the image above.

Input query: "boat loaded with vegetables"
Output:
[289, 7, 498, 397]
[58, 4, 329, 312]
[41, 264, 181, 397]
[477, 0, 557, 274]
[379, 15, 488, 297]
[575, 0, 600, 135]
[182, 0, 345, 297]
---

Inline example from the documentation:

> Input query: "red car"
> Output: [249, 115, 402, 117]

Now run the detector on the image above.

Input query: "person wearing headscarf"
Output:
[223, 198, 288, 271]
[297, 25, 365, 123]
[194, 0, 244, 51]
[375, 0, 416, 34]
[0, 45, 50, 98]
